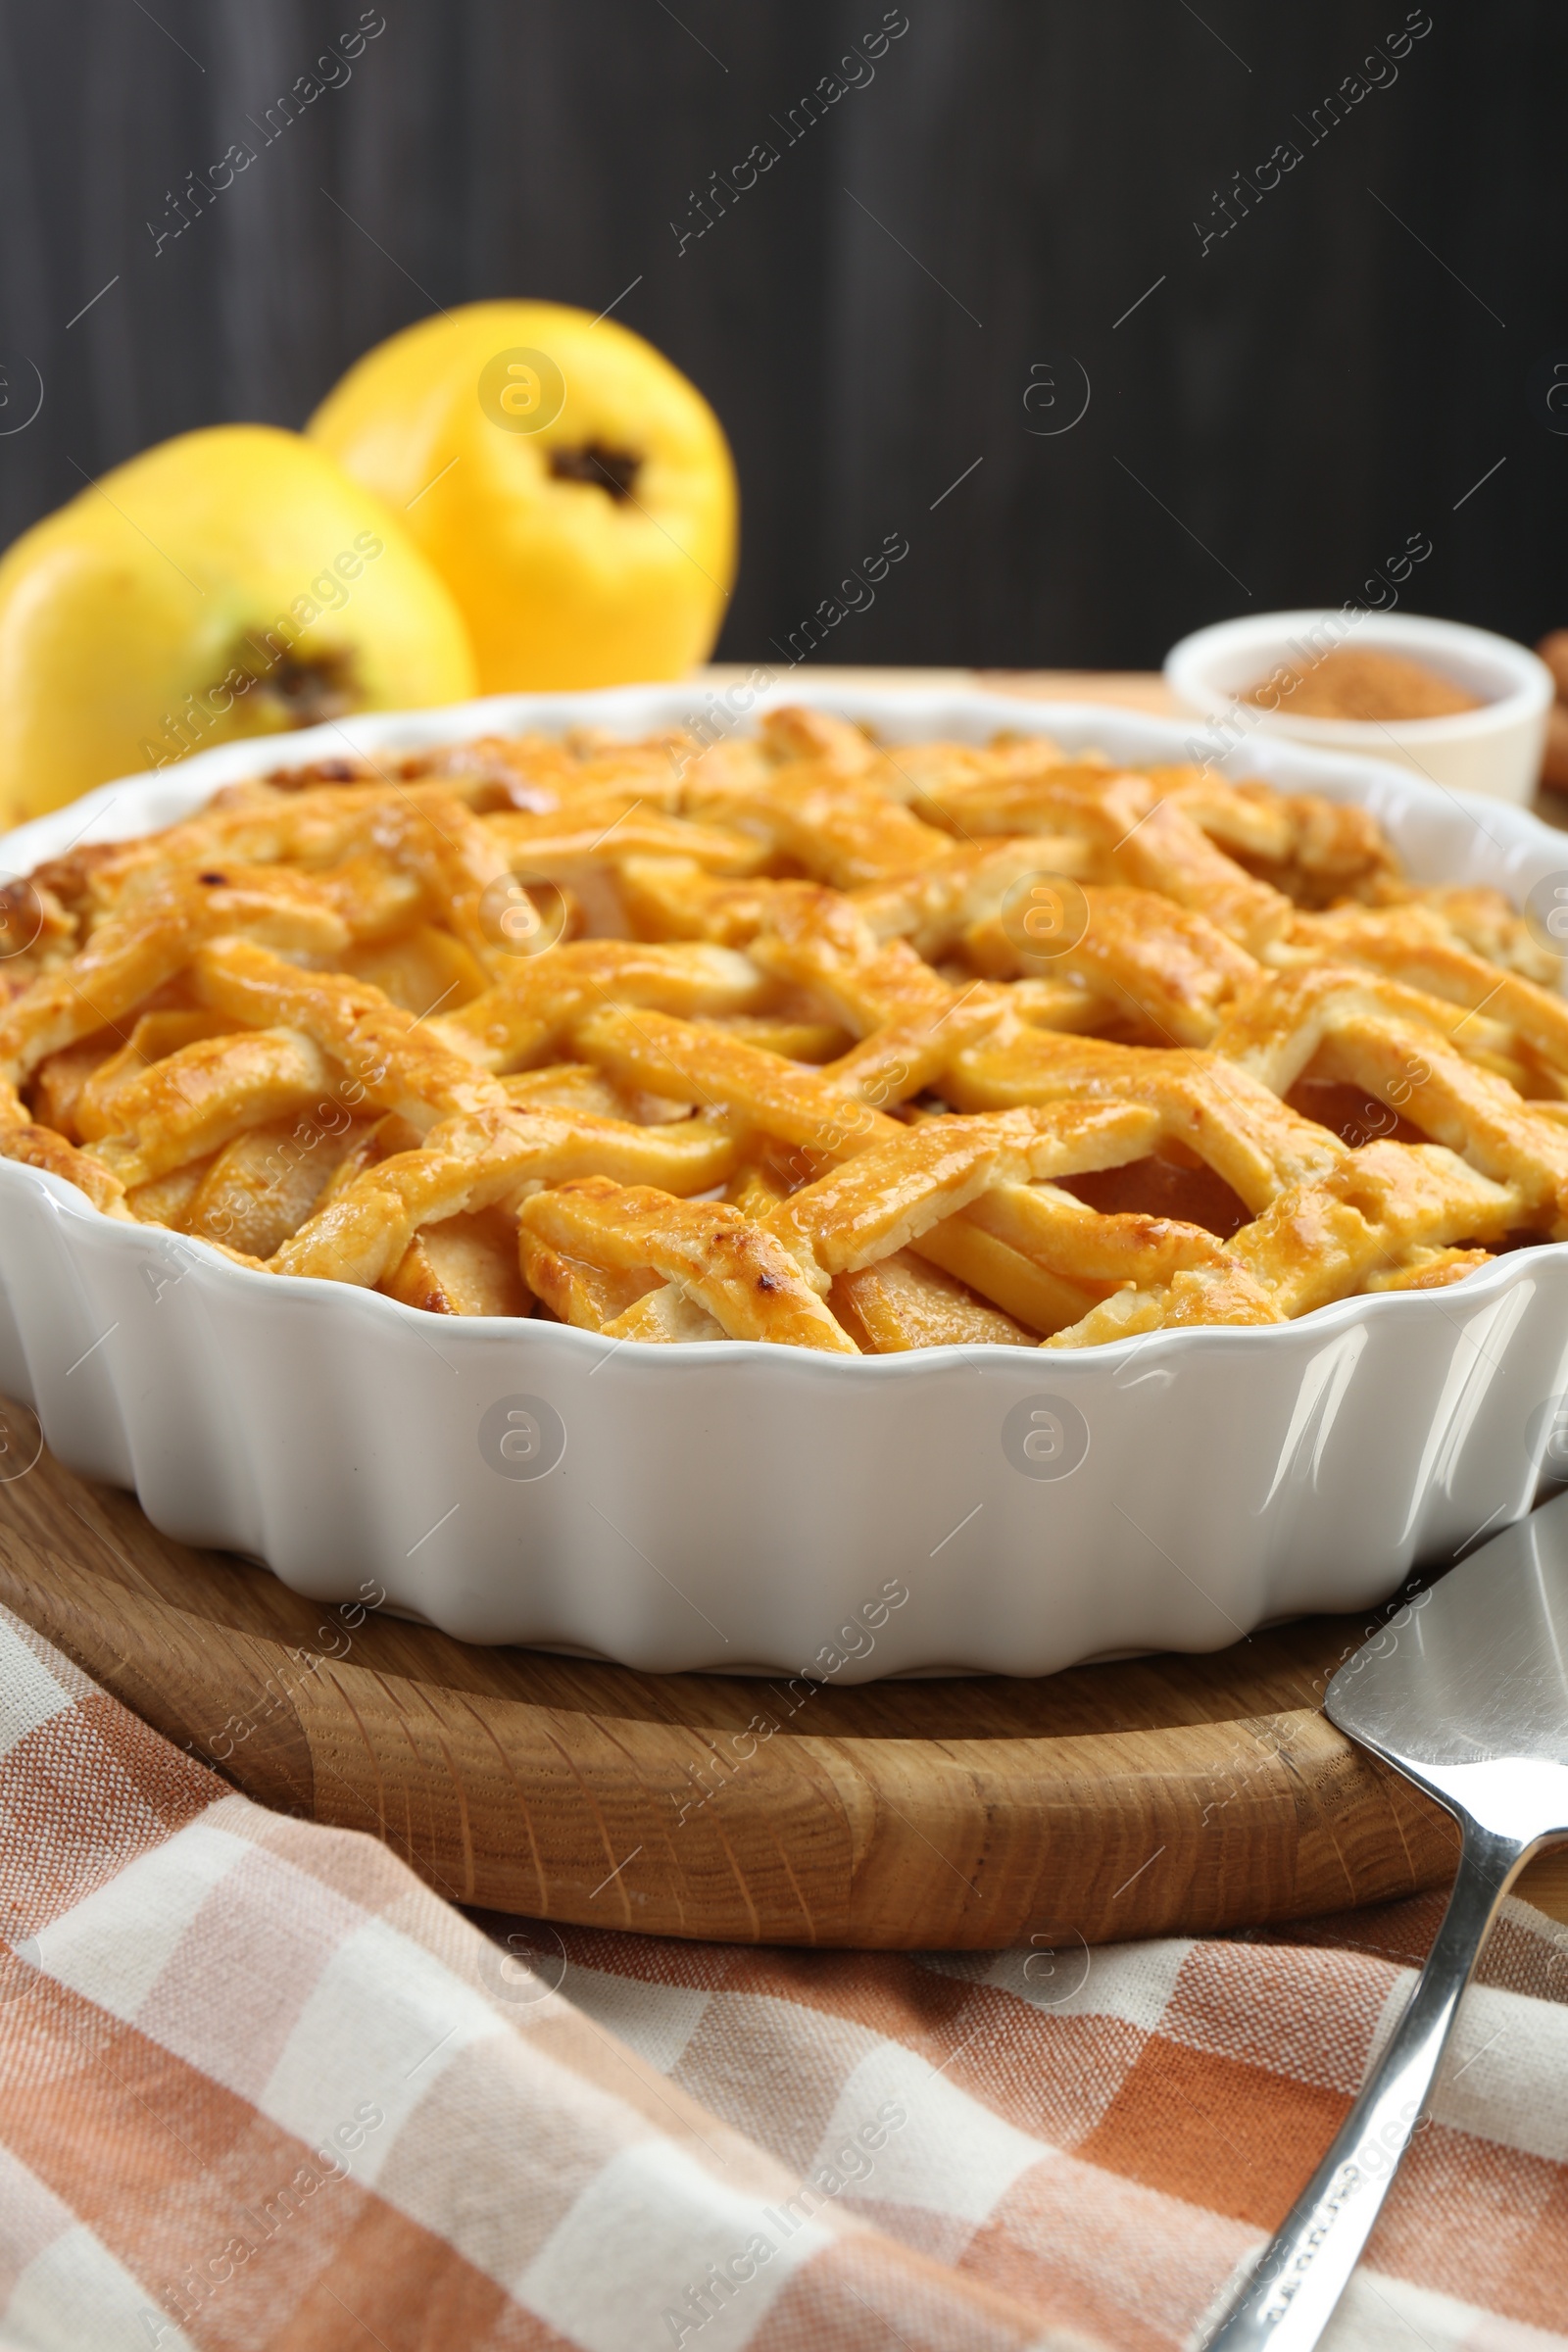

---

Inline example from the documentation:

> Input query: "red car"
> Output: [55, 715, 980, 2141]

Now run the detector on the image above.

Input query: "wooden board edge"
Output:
[8, 1524, 1558, 1943]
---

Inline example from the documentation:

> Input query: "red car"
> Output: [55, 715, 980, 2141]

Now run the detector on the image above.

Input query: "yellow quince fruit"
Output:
[309, 300, 737, 691]
[0, 423, 476, 823]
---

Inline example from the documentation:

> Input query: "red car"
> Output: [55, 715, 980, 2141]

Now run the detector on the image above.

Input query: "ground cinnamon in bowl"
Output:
[1244, 646, 1484, 722]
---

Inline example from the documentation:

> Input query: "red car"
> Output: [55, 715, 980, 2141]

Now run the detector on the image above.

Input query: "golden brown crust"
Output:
[0, 1117, 129, 1214]
[521, 1177, 857, 1350]
[4, 707, 1563, 1348]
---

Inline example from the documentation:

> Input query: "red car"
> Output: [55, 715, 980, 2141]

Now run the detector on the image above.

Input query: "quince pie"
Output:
[5, 707, 1566, 1354]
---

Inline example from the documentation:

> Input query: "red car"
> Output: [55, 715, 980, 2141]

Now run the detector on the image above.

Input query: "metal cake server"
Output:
[1205, 1487, 1568, 2352]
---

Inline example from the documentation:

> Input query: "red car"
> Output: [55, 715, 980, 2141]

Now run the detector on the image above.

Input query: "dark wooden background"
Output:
[0, 1, 1562, 670]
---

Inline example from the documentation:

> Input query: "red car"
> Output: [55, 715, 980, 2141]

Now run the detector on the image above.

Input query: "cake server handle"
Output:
[1201, 1823, 1525, 2352]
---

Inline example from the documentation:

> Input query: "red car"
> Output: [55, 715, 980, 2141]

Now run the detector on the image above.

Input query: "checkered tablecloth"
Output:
[0, 1598, 1563, 2352]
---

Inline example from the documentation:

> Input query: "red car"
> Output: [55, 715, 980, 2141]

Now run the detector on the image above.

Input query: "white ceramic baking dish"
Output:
[4, 683, 1568, 1681]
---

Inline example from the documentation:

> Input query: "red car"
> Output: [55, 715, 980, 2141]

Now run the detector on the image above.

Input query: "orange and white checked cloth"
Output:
[0, 1597, 1564, 2352]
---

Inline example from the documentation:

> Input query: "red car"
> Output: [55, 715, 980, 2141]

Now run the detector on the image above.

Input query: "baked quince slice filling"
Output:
[517, 1232, 660, 1332]
[384, 1205, 532, 1319]
[182, 1114, 373, 1258]
[830, 1251, 1037, 1352]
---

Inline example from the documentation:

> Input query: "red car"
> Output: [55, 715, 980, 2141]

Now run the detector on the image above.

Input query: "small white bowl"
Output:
[1165, 609, 1554, 806]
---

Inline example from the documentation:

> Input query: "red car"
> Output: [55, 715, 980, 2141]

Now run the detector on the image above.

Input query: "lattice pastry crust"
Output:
[5, 706, 1565, 1353]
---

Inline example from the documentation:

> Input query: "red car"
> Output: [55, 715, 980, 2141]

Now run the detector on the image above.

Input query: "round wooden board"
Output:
[4, 1443, 1566, 1948]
